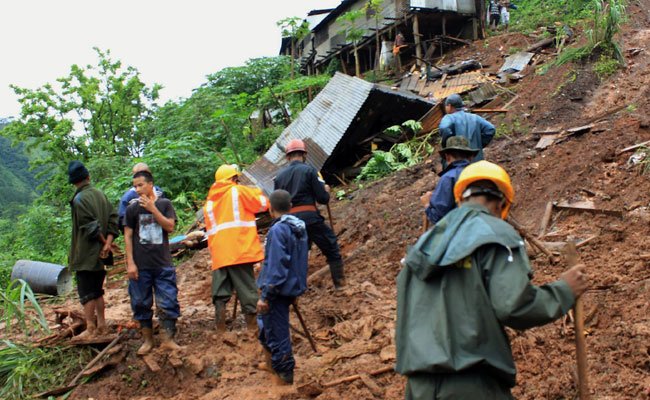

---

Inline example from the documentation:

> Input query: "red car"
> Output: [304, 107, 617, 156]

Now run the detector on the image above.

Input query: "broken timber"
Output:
[322, 365, 394, 388]
[616, 140, 650, 155]
[555, 201, 622, 218]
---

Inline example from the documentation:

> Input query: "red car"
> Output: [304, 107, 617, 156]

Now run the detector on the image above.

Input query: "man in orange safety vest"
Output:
[204, 164, 269, 333]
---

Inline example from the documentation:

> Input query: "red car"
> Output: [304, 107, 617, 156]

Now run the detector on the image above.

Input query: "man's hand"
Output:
[256, 299, 269, 314]
[324, 184, 331, 194]
[420, 191, 432, 207]
[100, 242, 111, 259]
[560, 264, 589, 298]
[138, 194, 156, 213]
[127, 262, 139, 281]
[110, 243, 123, 255]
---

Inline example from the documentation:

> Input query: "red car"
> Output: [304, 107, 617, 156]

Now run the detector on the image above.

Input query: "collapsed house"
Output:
[240, 72, 435, 195]
[280, 0, 485, 77]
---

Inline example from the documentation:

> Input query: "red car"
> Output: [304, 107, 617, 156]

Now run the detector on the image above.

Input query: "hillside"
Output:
[0, 120, 41, 218]
[13, 1, 650, 399]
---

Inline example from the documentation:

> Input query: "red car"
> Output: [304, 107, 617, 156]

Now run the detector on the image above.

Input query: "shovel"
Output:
[563, 242, 589, 399]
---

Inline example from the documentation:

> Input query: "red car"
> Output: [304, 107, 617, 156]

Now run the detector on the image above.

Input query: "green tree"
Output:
[337, 10, 366, 77]
[3, 48, 161, 203]
[363, 0, 385, 78]
[277, 17, 311, 80]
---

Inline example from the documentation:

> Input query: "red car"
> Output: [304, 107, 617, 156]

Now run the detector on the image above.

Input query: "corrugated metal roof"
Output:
[499, 52, 535, 73]
[241, 72, 374, 195]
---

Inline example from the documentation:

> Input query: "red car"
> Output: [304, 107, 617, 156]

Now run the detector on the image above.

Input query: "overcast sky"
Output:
[0, 0, 342, 118]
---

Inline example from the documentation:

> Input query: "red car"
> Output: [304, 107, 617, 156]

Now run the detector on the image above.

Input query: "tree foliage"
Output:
[337, 10, 366, 77]
[4, 47, 161, 175]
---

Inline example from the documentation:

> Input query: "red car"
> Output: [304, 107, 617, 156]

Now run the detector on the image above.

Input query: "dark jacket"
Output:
[425, 159, 470, 224]
[257, 214, 309, 301]
[274, 160, 329, 225]
[396, 202, 575, 387]
[69, 182, 119, 271]
[439, 111, 495, 166]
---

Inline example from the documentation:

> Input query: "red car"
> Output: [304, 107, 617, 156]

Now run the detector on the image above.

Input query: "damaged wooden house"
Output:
[239, 72, 436, 193]
[280, 0, 486, 78]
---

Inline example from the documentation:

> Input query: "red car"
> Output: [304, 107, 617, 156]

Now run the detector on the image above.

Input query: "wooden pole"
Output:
[70, 332, 123, 386]
[322, 365, 394, 387]
[326, 203, 336, 235]
[413, 14, 423, 67]
[292, 301, 318, 353]
[563, 242, 589, 400]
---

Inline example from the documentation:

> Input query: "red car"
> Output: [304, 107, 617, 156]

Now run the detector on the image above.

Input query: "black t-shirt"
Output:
[125, 198, 176, 269]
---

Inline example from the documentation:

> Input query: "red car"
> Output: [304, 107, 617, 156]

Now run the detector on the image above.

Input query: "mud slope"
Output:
[58, 4, 650, 399]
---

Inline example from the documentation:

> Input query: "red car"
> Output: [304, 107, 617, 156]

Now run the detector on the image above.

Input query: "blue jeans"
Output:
[258, 296, 295, 373]
[128, 266, 180, 324]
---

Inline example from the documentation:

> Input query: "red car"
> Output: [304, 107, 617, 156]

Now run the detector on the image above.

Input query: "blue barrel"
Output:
[11, 260, 73, 296]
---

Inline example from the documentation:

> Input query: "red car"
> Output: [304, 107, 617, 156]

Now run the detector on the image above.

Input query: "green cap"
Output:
[439, 136, 479, 155]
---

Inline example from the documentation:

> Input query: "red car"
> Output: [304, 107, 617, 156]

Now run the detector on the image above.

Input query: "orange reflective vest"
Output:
[204, 181, 269, 270]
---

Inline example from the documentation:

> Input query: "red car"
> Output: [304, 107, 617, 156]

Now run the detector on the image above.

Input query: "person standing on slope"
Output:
[439, 94, 495, 168]
[204, 164, 269, 333]
[396, 161, 589, 399]
[273, 139, 345, 290]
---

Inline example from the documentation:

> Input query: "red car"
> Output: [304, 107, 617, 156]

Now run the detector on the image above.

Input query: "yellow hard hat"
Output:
[453, 161, 514, 219]
[214, 164, 240, 182]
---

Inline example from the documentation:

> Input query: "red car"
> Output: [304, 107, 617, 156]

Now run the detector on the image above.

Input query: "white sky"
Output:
[0, 0, 342, 118]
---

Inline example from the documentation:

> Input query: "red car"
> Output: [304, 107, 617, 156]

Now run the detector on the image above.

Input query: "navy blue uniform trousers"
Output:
[258, 296, 295, 373]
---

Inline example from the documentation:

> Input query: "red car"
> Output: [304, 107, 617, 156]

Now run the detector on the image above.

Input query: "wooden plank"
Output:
[555, 201, 623, 217]
[616, 140, 650, 155]
[472, 108, 509, 113]
[536, 134, 560, 149]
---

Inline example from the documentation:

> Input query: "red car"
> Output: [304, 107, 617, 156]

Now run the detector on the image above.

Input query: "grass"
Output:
[0, 279, 50, 336]
[593, 54, 622, 78]
[0, 340, 93, 400]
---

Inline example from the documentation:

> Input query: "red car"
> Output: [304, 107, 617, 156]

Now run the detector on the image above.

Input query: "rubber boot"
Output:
[137, 327, 154, 355]
[272, 370, 294, 385]
[329, 260, 346, 291]
[214, 301, 227, 333]
[159, 319, 181, 352]
[245, 313, 257, 331]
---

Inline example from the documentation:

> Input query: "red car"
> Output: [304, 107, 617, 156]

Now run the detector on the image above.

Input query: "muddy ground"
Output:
[32, 3, 650, 399]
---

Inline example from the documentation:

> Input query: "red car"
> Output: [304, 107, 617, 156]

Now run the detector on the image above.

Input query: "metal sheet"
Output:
[242, 72, 373, 196]
[419, 71, 493, 100]
[411, 0, 458, 12]
[499, 52, 535, 73]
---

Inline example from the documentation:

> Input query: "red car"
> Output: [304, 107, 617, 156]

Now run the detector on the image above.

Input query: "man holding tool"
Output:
[204, 164, 269, 333]
[256, 189, 309, 385]
[274, 138, 345, 290]
[396, 161, 590, 399]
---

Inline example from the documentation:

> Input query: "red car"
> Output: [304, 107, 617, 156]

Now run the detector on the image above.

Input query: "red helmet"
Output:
[285, 138, 306, 155]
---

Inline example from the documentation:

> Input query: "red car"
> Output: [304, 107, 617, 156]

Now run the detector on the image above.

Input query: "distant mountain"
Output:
[0, 119, 42, 218]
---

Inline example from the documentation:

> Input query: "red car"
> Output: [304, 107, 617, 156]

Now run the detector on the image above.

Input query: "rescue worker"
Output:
[420, 136, 478, 225]
[118, 163, 164, 231]
[439, 94, 495, 168]
[67, 161, 120, 338]
[396, 161, 589, 399]
[273, 138, 345, 290]
[256, 189, 309, 385]
[204, 164, 269, 332]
